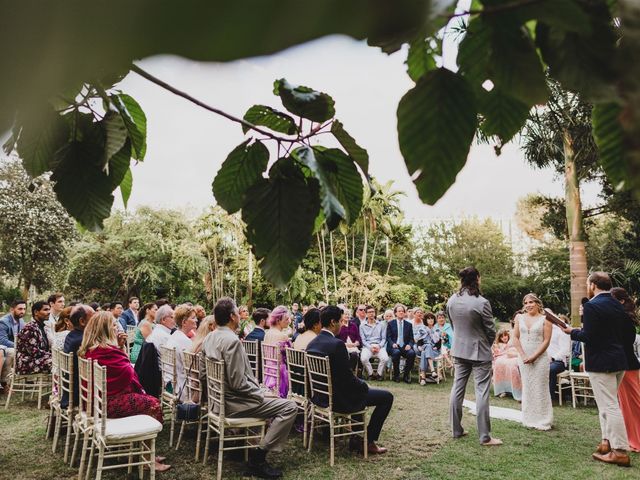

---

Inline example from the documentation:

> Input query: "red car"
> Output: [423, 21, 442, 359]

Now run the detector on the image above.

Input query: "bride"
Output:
[512, 293, 553, 430]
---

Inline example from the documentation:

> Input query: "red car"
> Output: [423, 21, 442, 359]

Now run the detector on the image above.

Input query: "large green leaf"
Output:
[293, 146, 345, 230]
[212, 140, 269, 214]
[242, 105, 298, 135]
[315, 148, 364, 225]
[107, 140, 132, 189]
[273, 79, 335, 123]
[406, 36, 436, 83]
[457, 17, 492, 86]
[478, 88, 530, 144]
[15, 106, 70, 177]
[535, 1, 617, 101]
[512, 0, 591, 34]
[102, 110, 128, 164]
[330, 120, 369, 174]
[50, 121, 114, 230]
[242, 157, 320, 287]
[489, 25, 548, 106]
[110, 93, 147, 160]
[120, 167, 133, 208]
[593, 102, 627, 190]
[397, 68, 477, 205]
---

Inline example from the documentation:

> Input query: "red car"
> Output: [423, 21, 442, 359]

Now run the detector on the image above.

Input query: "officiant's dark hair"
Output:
[458, 266, 480, 297]
[588, 271, 612, 291]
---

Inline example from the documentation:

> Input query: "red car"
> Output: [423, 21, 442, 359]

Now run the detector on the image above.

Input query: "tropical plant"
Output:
[2, 0, 636, 289]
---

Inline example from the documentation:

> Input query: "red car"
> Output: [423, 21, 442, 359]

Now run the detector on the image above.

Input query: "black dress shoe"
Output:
[403, 376, 411, 384]
[393, 376, 400, 383]
[246, 448, 283, 478]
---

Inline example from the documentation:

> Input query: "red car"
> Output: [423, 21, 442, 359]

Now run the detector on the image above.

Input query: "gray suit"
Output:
[446, 291, 496, 443]
[201, 326, 296, 452]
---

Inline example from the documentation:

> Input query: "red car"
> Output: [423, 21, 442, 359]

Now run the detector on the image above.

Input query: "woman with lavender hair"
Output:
[263, 305, 292, 398]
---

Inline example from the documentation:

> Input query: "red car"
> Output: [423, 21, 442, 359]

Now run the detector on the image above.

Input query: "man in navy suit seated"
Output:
[386, 304, 416, 383]
[306, 305, 393, 455]
[245, 308, 270, 342]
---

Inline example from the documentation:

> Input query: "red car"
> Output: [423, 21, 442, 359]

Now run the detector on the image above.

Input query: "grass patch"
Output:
[1, 380, 638, 479]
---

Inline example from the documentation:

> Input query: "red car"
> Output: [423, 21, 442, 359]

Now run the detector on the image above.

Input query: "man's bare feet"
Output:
[481, 437, 503, 446]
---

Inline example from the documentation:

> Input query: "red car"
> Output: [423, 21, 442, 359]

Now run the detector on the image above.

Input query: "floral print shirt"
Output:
[16, 320, 52, 374]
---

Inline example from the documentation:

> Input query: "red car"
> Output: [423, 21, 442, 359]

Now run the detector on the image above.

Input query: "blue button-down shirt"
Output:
[359, 320, 387, 349]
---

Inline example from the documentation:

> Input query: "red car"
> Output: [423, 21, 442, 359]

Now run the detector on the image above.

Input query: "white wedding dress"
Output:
[518, 315, 553, 430]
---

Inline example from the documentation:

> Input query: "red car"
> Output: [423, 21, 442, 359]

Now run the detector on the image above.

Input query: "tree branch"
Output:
[444, 0, 544, 20]
[130, 63, 297, 142]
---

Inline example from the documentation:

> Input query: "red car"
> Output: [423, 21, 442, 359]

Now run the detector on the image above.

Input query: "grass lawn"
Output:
[1, 379, 638, 480]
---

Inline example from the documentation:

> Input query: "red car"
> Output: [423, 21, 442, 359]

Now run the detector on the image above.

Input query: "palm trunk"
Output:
[361, 219, 368, 273]
[564, 129, 588, 326]
[317, 232, 329, 302]
[386, 248, 394, 276]
[247, 248, 253, 310]
[344, 233, 349, 272]
[329, 231, 338, 294]
[369, 235, 379, 272]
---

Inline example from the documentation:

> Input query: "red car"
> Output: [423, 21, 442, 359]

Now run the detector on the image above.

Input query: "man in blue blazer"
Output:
[306, 306, 393, 455]
[245, 308, 270, 342]
[0, 299, 27, 387]
[563, 271, 631, 467]
[385, 304, 415, 383]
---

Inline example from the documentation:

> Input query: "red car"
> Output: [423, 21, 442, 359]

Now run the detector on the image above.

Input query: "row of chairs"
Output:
[3, 334, 51, 410]
[555, 342, 596, 407]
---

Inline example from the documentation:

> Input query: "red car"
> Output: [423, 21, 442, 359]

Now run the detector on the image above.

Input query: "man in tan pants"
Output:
[562, 272, 631, 467]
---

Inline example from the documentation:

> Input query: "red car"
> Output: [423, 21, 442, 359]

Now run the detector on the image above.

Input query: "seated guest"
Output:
[548, 315, 571, 400]
[386, 303, 415, 383]
[0, 299, 27, 387]
[352, 304, 367, 328]
[166, 305, 198, 401]
[146, 304, 175, 352]
[194, 305, 207, 328]
[118, 296, 140, 331]
[53, 307, 73, 351]
[46, 293, 66, 347]
[80, 311, 170, 473]
[62, 304, 95, 408]
[264, 306, 292, 398]
[435, 311, 454, 349]
[306, 305, 393, 455]
[202, 297, 297, 479]
[359, 305, 388, 380]
[415, 311, 441, 384]
[245, 308, 270, 342]
[16, 301, 52, 375]
[491, 328, 522, 400]
[293, 308, 322, 351]
[130, 303, 158, 364]
[383, 309, 394, 323]
[239, 305, 252, 338]
[338, 306, 361, 372]
[571, 340, 584, 371]
[189, 315, 216, 355]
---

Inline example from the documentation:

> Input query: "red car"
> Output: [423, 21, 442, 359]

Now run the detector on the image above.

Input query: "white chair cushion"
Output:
[222, 416, 264, 427]
[103, 415, 163, 441]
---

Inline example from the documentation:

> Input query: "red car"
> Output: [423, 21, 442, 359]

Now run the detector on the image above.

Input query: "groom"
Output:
[562, 271, 631, 467]
[447, 267, 502, 446]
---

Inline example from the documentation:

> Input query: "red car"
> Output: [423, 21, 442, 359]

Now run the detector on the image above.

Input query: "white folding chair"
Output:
[85, 362, 162, 480]
[175, 350, 208, 460]
[285, 347, 309, 448]
[159, 345, 179, 447]
[570, 343, 595, 407]
[261, 343, 280, 396]
[52, 350, 76, 463]
[4, 334, 51, 410]
[202, 357, 266, 480]
[241, 339, 260, 380]
[306, 354, 367, 466]
[71, 356, 94, 480]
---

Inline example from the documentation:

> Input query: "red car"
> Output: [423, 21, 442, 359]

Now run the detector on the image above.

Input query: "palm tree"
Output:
[522, 79, 599, 324]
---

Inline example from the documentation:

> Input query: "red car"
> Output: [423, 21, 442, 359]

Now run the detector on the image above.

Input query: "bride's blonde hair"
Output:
[522, 293, 545, 315]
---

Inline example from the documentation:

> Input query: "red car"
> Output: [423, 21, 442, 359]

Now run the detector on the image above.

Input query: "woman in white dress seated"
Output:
[512, 293, 553, 430]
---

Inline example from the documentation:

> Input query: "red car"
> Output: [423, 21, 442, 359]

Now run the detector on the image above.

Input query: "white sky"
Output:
[115, 35, 601, 224]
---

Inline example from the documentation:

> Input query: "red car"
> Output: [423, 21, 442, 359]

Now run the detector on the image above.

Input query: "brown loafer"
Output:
[594, 439, 611, 455]
[592, 450, 631, 467]
[367, 442, 388, 454]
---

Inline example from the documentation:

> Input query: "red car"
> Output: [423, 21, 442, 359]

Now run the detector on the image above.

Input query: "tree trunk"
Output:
[564, 129, 588, 326]
[329, 231, 338, 294]
[386, 248, 394, 276]
[361, 219, 368, 273]
[344, 233, 349, 272]
[369, 235, 379, 273]
[317, 232, 329, 302]
[247, 248, 253, 310]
